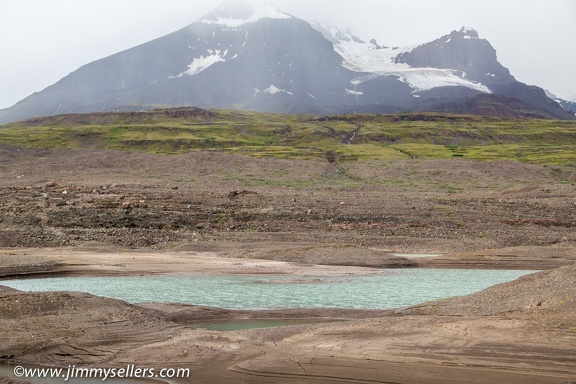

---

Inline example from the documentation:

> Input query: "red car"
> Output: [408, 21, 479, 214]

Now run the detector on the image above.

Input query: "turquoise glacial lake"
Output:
[1, 269, 533, 310]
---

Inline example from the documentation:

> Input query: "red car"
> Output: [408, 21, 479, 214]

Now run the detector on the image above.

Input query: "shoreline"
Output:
[1, 245, 571, 282]
[1, 248, 575, 383]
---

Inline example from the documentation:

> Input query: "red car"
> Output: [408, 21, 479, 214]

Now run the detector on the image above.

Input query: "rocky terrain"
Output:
[0, 142, 575, 383]
[0, 143, 575, 267]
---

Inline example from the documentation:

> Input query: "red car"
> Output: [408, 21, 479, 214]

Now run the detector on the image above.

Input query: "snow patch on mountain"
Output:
[310, 21, 491, 94]
[263, 85, 293, 95]
[180, 50, 227, 77]
[346, 89, 363, 95]
[398, 69, 489, 92]
[460, 26, 479, 38]
[201, 4, 291, 27]
[254, 85, 293, 96]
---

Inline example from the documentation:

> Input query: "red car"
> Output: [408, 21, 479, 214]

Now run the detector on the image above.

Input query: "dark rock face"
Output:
[491, 82, 576, 119]
[423, 93, 564, 119]
[0, 14, 355, 122]
[394, 27, 515, 86]
[556, 99, 576, 115]
[1, 8, 574, 123]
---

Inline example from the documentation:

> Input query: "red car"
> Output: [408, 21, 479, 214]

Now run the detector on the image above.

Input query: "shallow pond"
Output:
[1, 269, 533, 310]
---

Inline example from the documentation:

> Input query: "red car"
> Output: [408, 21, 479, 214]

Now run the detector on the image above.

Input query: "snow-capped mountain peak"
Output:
[200, 0, 291, 28]
[458, 26, 479, 39]
[310, 21, 490, 94]
[204, 0, 253, 20]
[1, 4, 574, 123]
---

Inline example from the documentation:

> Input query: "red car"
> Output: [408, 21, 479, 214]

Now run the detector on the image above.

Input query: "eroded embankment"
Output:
[0, 263, 575, 384]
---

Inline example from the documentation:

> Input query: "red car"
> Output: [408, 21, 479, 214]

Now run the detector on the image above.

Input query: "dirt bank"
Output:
[1, 144, 575, 382]
[1, 245, 574, 283]
[0, 144, 575, 256]
[1, 265, 575, 383]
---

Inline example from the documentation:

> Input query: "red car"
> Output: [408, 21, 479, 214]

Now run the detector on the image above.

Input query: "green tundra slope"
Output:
[1, 108, 575, 164]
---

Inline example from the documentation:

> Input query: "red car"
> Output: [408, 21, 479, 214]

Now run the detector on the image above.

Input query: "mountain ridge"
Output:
[0, 1, 574, 123]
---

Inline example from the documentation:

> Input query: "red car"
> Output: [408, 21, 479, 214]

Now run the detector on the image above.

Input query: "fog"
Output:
[1, 0, 575, 109]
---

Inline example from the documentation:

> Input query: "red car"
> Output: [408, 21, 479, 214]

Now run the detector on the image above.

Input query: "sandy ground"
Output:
[1, 144, 575, 383]
[0, 248, 398, 278]
[0, 250, 575, 384]
[1, 266, 575, 384]
[1, 246, 575, 281]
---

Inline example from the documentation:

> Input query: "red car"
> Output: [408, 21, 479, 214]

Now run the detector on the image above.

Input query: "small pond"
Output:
[1, 269, 533, 310]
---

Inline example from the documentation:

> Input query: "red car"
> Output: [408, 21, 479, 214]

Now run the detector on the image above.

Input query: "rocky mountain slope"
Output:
[0, 0, 573, 123]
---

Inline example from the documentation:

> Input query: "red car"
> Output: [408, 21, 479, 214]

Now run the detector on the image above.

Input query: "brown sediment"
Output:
[0, 144, 575, 257]
[1, 145, 575, 382]
[0, 245, 574, 283]
[0, 265, 574, 383]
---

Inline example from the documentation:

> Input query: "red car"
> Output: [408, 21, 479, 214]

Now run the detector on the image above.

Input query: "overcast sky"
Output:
[1, 0, 575, 109]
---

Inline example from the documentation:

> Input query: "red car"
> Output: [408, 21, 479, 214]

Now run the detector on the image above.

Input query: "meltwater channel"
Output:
[1, 269, 533, 309]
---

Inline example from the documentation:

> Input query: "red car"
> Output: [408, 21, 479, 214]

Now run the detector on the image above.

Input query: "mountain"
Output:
[544, 90, 576, 116]
[0, 0, 574, 123]
[553, 98, 576, 115]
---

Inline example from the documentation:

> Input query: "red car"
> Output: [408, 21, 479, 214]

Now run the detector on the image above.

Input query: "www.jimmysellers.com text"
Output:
[13, 364, 191, 381]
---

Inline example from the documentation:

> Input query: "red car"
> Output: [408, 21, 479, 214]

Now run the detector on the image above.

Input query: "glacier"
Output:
[311, 21, 491, 94]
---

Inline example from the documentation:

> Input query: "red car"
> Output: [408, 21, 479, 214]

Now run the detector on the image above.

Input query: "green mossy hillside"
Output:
[1, 108, 575, 164]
